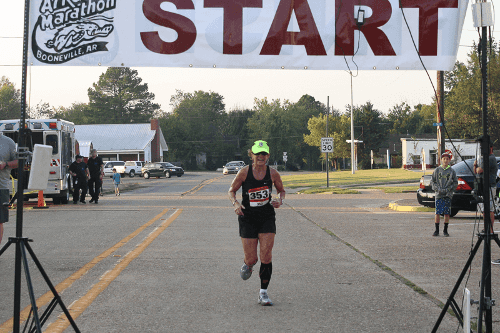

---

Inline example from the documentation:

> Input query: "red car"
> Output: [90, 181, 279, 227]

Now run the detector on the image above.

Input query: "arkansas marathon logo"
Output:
[32, 0, 116, 64]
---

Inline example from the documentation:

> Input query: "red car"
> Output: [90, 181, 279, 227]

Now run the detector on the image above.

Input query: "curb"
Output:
[388, 201, 434, 212]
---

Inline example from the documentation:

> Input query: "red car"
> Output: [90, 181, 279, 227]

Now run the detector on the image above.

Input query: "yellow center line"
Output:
[45, 209, 182, 332]
[0, 208, 170, 332]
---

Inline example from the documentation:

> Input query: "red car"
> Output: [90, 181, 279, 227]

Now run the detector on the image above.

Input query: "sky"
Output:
[0, 1, 498, 116]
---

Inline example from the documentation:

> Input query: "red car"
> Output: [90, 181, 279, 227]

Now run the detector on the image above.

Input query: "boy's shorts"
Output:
[436, 197, 451, 215]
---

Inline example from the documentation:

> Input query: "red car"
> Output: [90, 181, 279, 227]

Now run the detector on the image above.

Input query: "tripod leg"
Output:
[432, 236, 483, 333]
[23, 241, 81, 333]
[0, 238, 13, 257]
[19, 240, 43, 333]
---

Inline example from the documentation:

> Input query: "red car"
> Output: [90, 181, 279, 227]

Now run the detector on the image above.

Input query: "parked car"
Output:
[103, 161, 125, 177]
[141, 162, 184, 179]
[161, 162, 184, 177]
[417, 158, 500, 217]
[223, 162, 246, 175]
[114, 161, 144, 177]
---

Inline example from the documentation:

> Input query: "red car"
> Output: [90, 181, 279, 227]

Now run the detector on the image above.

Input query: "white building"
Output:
[401, 138, 477, 169]
[75, 120, 168, 162]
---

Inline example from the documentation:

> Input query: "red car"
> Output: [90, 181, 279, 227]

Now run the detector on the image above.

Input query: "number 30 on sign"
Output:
[321, 137, 333, 153]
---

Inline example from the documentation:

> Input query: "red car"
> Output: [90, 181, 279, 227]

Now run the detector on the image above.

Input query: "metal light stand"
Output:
[0, 1, 80, 332]
[432, 21, 495, 333]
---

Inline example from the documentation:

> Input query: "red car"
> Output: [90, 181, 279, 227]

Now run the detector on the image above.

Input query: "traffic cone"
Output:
[33, 190, 49, 209]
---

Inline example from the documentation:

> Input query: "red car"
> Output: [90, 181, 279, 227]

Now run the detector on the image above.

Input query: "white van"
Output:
[103, 161, 125, 177]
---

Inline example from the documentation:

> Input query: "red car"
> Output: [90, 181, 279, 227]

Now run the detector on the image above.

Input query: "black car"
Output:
[417, 158, 500, 217]
[161, 162, 184, 177]
[141, 162, 184, 179]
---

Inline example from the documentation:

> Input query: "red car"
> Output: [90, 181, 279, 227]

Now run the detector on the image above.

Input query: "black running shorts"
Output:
[238, 214, 276, 239]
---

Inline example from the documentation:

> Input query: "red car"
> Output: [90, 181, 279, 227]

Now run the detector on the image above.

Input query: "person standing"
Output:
[228, 140, 285, 306]
[474, 143, 498, 233]
[87, 149, 104, 204]
[431, 152, 458, 237]
[112, 168, 121, 196]
[0, 133, 18, 245]
[69, 155, 89, 204]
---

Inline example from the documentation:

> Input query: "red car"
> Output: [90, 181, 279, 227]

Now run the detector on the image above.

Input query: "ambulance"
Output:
[0, 119, 76, 204]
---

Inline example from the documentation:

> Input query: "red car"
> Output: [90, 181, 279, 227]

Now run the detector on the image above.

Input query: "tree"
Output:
[247, 96, 324, 170]
[53, 103, 91, 124]
[350, 102, 388, 168]
[304, 112, 351, 169]
[387, 102, 421, 135]
[87, 67, 160, 124]
[161, 90, 226, 169]
[0, 76, 21, 119]
[443, 42, 500, 143]
[28, 101, 54, 119]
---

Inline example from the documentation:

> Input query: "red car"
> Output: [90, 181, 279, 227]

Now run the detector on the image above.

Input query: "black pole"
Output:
[13, 0, 30, 331]
[477, 24, 492, 333]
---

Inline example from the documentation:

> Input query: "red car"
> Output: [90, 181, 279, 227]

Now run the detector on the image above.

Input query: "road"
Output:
[0, 171, 498, 332]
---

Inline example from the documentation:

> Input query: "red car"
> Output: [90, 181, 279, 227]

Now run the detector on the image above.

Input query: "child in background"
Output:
[431, 152, 458, 237]
[112, 168, 121, 196]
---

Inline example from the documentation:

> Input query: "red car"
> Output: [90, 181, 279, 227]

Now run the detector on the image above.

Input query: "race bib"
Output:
[248, 186, 270, 207]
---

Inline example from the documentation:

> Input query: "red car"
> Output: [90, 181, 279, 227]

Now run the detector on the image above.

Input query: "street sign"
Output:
[433, 122, 443, 126]
[321, 137, 333, 153]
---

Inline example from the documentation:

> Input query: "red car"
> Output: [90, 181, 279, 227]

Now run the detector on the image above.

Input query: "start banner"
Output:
[28, 0, 469, 70]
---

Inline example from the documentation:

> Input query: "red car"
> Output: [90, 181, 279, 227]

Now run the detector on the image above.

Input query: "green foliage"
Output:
[351, 102, 388, 168]
[28, 102, 54, 119]
[443, 42, 500, 144]
[247, 95, 323, 170]
[87, 67, 160, 124]
[53, 103, 91, 124]
[160, 90, 227, 169]
[0, 76, 21, 120]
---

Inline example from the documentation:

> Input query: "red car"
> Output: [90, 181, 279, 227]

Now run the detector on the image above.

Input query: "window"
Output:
[45, 135, 58, 154]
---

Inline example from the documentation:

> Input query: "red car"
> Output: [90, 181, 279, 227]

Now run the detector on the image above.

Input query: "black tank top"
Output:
[241, 165, 275, 217]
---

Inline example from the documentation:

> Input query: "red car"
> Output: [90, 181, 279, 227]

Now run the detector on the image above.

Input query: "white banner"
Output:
[28, 0, 468, 70]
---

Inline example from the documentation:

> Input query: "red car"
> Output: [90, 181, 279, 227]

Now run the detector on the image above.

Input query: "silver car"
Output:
[223, 162, 245, 175]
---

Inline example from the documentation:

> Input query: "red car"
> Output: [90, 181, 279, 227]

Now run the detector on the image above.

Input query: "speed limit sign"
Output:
[321, 137, 333, 153]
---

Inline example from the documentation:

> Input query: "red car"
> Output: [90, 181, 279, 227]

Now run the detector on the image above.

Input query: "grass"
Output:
[369, 186, 419, 193]
[299, 188, 360, 194]
[282, 169, 424, 192]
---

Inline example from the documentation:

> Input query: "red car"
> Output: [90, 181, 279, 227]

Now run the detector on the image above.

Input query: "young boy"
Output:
[431, 152, 458, 236]
[112, 168, 121, 196]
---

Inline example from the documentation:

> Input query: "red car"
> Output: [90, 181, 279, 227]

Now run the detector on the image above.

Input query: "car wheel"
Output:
[129, 170, 135, 178]
[177, 174, 182, 177]
[450, 208, 459, 217]
[165, 171, 171, 178]
[53, 197, 61, 204]
[144, 172, 150, 179]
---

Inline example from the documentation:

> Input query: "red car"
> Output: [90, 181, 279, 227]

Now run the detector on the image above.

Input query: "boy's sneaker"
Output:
[240, 263, 253, 280]
[258, 291, 273, 306]
[443, 231, 449, 237]
[432, 231, 439, 237]
[492, 259, 500, 265]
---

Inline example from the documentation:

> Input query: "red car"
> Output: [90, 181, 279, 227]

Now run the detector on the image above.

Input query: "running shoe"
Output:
[492, 259, 500, 265]
[432, 231, 439, 237]
[258, 291, 273, 306]
[240, 263, 253, 280]
[443, 231, 449, 237]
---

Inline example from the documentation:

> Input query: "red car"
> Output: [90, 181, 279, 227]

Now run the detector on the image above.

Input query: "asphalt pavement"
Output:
[0, 173, 498, 332]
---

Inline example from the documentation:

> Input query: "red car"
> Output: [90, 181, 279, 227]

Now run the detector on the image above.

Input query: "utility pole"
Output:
[437, 71, 445, 159]
[350, 74, 355, 174]
[326, 96, 329, 187]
